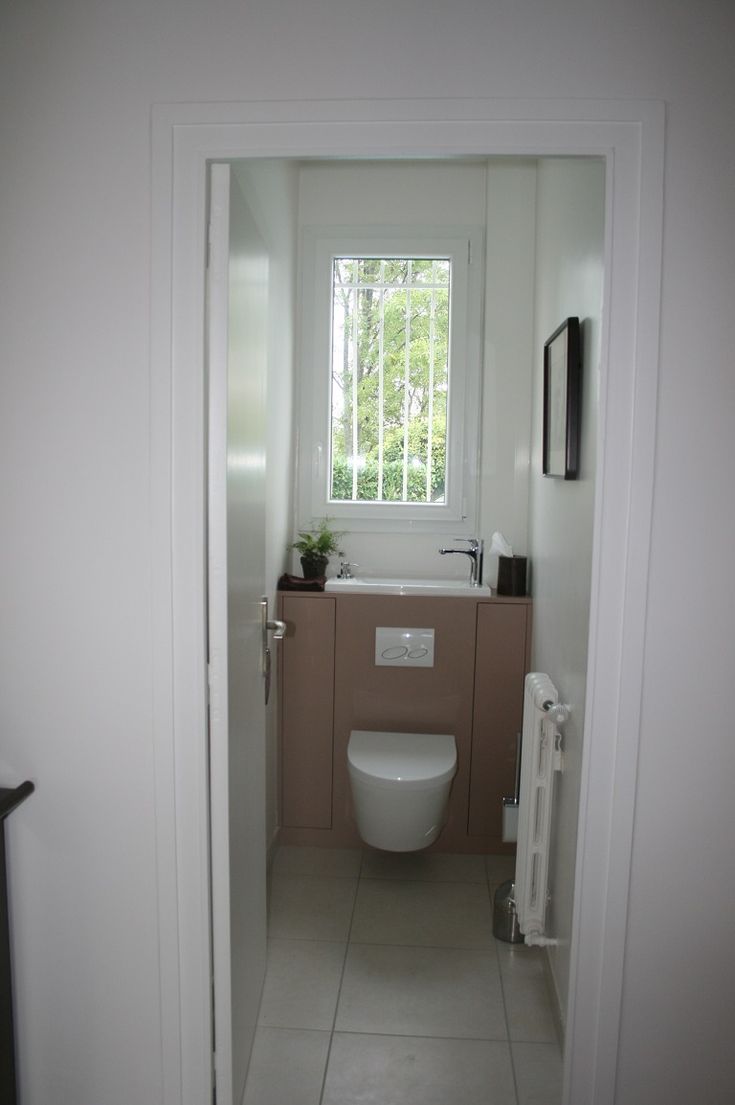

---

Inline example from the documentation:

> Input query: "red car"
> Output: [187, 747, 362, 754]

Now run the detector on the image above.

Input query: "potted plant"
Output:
[290, 519, 344, 579]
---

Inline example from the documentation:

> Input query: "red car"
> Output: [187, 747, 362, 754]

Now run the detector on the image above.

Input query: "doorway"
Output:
[150, 97, 664, 1105]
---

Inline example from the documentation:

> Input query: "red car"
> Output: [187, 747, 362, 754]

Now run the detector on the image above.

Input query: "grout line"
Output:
[273, 872, 491, 885]
[346, 939, 498, 953]
[265, 936, 350, 945]
[489, 859, 521, 1105]
[267, 933, 497, 951]
[492, 937, 521, 1105]
[341, 939, 495, 950]
[359, 876, 489, 886]
[327, 1028, 513, 1044]
[317, 861, 361, 1105]
[270, 871, 363, 881]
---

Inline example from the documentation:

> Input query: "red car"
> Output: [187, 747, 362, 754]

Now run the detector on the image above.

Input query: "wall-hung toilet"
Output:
[347, 729, 457, 852]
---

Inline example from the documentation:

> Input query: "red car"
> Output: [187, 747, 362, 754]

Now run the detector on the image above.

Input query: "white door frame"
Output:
[150, 97, 665, 1105]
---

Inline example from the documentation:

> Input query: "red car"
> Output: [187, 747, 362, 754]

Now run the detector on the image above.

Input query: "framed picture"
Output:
[542, 316, 581, 479]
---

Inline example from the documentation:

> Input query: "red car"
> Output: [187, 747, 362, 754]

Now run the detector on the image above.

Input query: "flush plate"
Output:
[375, 627, 435, 667]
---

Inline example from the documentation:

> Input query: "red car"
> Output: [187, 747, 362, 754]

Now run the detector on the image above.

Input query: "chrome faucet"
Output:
[438, 538, 484, 586]
[338, 559, 357, 579]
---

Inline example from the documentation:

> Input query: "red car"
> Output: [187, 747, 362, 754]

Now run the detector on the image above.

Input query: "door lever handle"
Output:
[266, 618, 287, 640]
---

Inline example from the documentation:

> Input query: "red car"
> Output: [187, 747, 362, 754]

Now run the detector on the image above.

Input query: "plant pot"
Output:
[300, 555, 328, 579]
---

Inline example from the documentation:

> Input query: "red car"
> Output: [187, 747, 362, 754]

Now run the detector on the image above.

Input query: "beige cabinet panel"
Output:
[278, 594, 530, 852]
[280, 596, 336, 828]
[468, 602, 531, 839]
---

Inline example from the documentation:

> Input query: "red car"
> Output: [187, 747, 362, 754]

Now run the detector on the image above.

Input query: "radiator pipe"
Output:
[524, 934, 560, 947]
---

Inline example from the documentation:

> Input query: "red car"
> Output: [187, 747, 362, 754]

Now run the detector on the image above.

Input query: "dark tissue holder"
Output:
[496, 555, 527, 596]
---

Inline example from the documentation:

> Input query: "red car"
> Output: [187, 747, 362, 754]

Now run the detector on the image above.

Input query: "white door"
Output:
[207, 162, 268, 1105]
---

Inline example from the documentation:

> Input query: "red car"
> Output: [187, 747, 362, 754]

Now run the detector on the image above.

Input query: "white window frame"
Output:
[297, 225, 485, 533]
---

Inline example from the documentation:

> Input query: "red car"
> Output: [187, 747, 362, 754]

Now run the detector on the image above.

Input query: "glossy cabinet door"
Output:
[468, 602, 531, 840]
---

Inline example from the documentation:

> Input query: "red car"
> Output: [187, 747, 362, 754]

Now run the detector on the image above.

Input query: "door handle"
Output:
[263, 645, 272, 707]
[260, 598, 287, 706]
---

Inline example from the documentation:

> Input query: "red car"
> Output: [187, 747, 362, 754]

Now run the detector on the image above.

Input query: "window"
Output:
[298, 227, 483, 533]
[330, 256, 450, 505]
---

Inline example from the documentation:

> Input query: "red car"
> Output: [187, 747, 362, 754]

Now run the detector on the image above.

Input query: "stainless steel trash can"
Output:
[493, 880, 524, 943]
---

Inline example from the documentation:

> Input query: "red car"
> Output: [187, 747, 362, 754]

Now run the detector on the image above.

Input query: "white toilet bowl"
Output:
[347, 729, 457, 852]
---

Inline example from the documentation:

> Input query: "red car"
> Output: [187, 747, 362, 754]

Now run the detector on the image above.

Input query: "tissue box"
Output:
[497, 555, 527, 596]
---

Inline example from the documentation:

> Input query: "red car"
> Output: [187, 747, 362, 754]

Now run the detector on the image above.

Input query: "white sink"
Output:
[324, 577, 492, 597]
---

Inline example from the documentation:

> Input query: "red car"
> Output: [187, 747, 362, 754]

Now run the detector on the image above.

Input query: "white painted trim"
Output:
[150, 97, 665, 1105]
[150, 109, 184, 1105]
[151, 112, 213, 1105]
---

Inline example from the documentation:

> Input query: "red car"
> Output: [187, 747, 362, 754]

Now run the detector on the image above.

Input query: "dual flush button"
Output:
[375, 627, 435, 668]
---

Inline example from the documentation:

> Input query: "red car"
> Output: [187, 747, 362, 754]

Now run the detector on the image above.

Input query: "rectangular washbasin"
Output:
[324, 577, 492, 597]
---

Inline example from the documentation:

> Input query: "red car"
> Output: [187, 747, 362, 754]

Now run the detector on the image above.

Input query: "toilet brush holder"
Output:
[493, 880, 525, 944]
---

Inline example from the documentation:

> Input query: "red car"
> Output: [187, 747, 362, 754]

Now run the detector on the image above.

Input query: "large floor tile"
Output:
[258, 939, 346, 1030]
[335, 942, 506, 1039]
[485, 853, 517, 888]
[242, 1026, 330, 1105]
[322, 1033, 516, 1105]
[497, 943, 559, 1042]
[268, 875, 357, 941]
[512, 1041, 564, 1105]
[350, 878, 494, 948]
[361, 849, 487, 883]
[273, 845, 362, 878]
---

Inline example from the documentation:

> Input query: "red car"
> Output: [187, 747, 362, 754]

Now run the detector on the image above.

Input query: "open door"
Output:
[207, 162, 268, 1105]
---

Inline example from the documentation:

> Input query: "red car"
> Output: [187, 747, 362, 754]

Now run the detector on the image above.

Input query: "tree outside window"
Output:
[330, 257, 450, 505]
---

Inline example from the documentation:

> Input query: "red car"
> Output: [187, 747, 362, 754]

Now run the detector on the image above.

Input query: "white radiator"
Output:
[514, 672, 568, 946]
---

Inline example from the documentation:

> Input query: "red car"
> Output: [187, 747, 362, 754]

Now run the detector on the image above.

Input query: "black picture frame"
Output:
[542, 316, 581, 479]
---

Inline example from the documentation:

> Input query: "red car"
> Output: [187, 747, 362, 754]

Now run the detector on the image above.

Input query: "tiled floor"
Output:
[244, 847, 562, 1105]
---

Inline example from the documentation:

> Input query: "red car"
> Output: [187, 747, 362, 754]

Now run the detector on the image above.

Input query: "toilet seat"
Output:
[348, 730, 456, 791]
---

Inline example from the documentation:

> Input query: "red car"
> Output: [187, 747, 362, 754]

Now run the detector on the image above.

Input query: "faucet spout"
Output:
[438, 538, 484, 586]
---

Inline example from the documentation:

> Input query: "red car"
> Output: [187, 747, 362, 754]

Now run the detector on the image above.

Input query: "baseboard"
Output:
[266, 826, 281, 907]
[267, 825, 280, 872]
[543, 946, 566, 1050]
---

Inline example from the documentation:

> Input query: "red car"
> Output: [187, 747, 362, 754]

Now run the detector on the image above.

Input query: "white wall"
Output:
[527, 158, 606, 1027]
[234, 161, 299, 851]
[1, 3, 734, 1104]
[294, 159, 535, 581]
[480, 159, 537, 569]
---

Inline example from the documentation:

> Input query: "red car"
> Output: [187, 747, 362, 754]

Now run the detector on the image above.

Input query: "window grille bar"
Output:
[402, 271, 412, 502]
[351, 286, 358, 500]
[427, 266, 436, 502]
[377, 264, 385, 501]
[329, 255, 451, 506]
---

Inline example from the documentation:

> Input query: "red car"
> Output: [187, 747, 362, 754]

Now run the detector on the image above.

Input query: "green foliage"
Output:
[290, 518, 344, 562]
[331, 258, 449, 504]
[331, 456, 445, 503]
